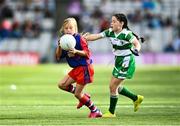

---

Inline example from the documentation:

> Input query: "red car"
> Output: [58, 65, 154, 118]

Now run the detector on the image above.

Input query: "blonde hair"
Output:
[59, 18, 78, 36]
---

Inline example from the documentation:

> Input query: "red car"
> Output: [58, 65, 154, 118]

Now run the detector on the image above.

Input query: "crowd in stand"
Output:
[70, 0, 180, 52]
[1, 0, 180, 52]
[0, 0, 54, 40]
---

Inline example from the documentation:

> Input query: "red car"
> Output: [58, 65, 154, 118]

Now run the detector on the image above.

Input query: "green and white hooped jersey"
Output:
[100, 28, 136, 56]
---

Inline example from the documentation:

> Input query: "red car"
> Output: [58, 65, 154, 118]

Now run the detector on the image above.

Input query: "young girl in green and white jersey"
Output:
[84, 13, 144, 117]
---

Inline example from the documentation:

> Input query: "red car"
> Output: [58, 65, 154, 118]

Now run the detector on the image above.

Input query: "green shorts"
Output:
[112, 54, 135, 79]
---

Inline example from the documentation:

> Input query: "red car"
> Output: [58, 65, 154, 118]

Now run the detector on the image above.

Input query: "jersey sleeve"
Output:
[126, 32, 136, 43]
[100, 28, 112, 37]
[80, 36, 90, 58]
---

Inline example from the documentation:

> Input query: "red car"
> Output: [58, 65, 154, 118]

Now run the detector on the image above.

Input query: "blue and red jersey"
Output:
[60, 34, 92, 68]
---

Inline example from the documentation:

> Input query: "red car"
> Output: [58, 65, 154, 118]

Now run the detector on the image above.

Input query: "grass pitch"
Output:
[0, 64, 180, 125]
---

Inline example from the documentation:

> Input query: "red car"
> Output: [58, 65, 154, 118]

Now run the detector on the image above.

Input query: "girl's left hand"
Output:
[130, 48, 139, 56]
[68, 48, 77, 54]
[68, 48, 77, 57]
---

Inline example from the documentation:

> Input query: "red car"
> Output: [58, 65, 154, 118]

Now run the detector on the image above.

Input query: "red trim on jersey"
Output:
[80, 37, 91, 58]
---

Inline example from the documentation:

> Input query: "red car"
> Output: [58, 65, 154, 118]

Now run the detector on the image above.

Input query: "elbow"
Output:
[137, 43, 141, 51]
[55, 53, 60, 61]
[55, 47, 62, 61]
[84, 51, 90, 58]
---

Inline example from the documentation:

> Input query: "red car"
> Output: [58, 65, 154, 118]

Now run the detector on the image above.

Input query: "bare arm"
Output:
[130, 38, 141, 56]
[83, 33, 103, 41]
[68, 36, 90, 57]
[55, 46, 62, 61]
[132, 38, 141, 51]
[56, 46, 87, 59]
[68, 49, 87, 57]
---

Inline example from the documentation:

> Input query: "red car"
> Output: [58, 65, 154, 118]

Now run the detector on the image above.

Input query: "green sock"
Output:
[108, 95, 118, 114]
[118, 86, 137, 101]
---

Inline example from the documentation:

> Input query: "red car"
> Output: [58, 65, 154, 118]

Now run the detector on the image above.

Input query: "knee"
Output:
[109, 85, 117, 95]
[58, 81, 66, 89]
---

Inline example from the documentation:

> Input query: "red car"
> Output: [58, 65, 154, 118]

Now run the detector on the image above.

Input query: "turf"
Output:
[0, 64, 180, 125]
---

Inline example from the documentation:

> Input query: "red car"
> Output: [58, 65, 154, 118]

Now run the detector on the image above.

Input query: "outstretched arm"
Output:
[83, 33, 103, 41]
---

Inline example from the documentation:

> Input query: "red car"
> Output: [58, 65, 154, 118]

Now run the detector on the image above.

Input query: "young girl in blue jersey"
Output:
[84, 13, 144, 117]
[55, 17, 102, 118]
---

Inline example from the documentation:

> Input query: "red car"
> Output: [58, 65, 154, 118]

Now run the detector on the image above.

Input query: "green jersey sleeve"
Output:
[126, 32, 135, 43]
[100, 28, 112, 37]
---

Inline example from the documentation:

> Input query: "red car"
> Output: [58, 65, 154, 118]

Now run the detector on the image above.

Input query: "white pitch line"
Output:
[0, 105, 180, 108]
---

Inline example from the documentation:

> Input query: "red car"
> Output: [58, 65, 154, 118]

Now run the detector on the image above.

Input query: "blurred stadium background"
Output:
[0, 0, 180, 65]
[1, 0, 180, 125]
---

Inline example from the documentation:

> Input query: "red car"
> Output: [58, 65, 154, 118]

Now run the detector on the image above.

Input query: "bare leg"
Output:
[58, 75, 76, 93]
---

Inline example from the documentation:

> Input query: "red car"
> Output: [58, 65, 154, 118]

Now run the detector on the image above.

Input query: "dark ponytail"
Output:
[113, 13, 145, 43]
